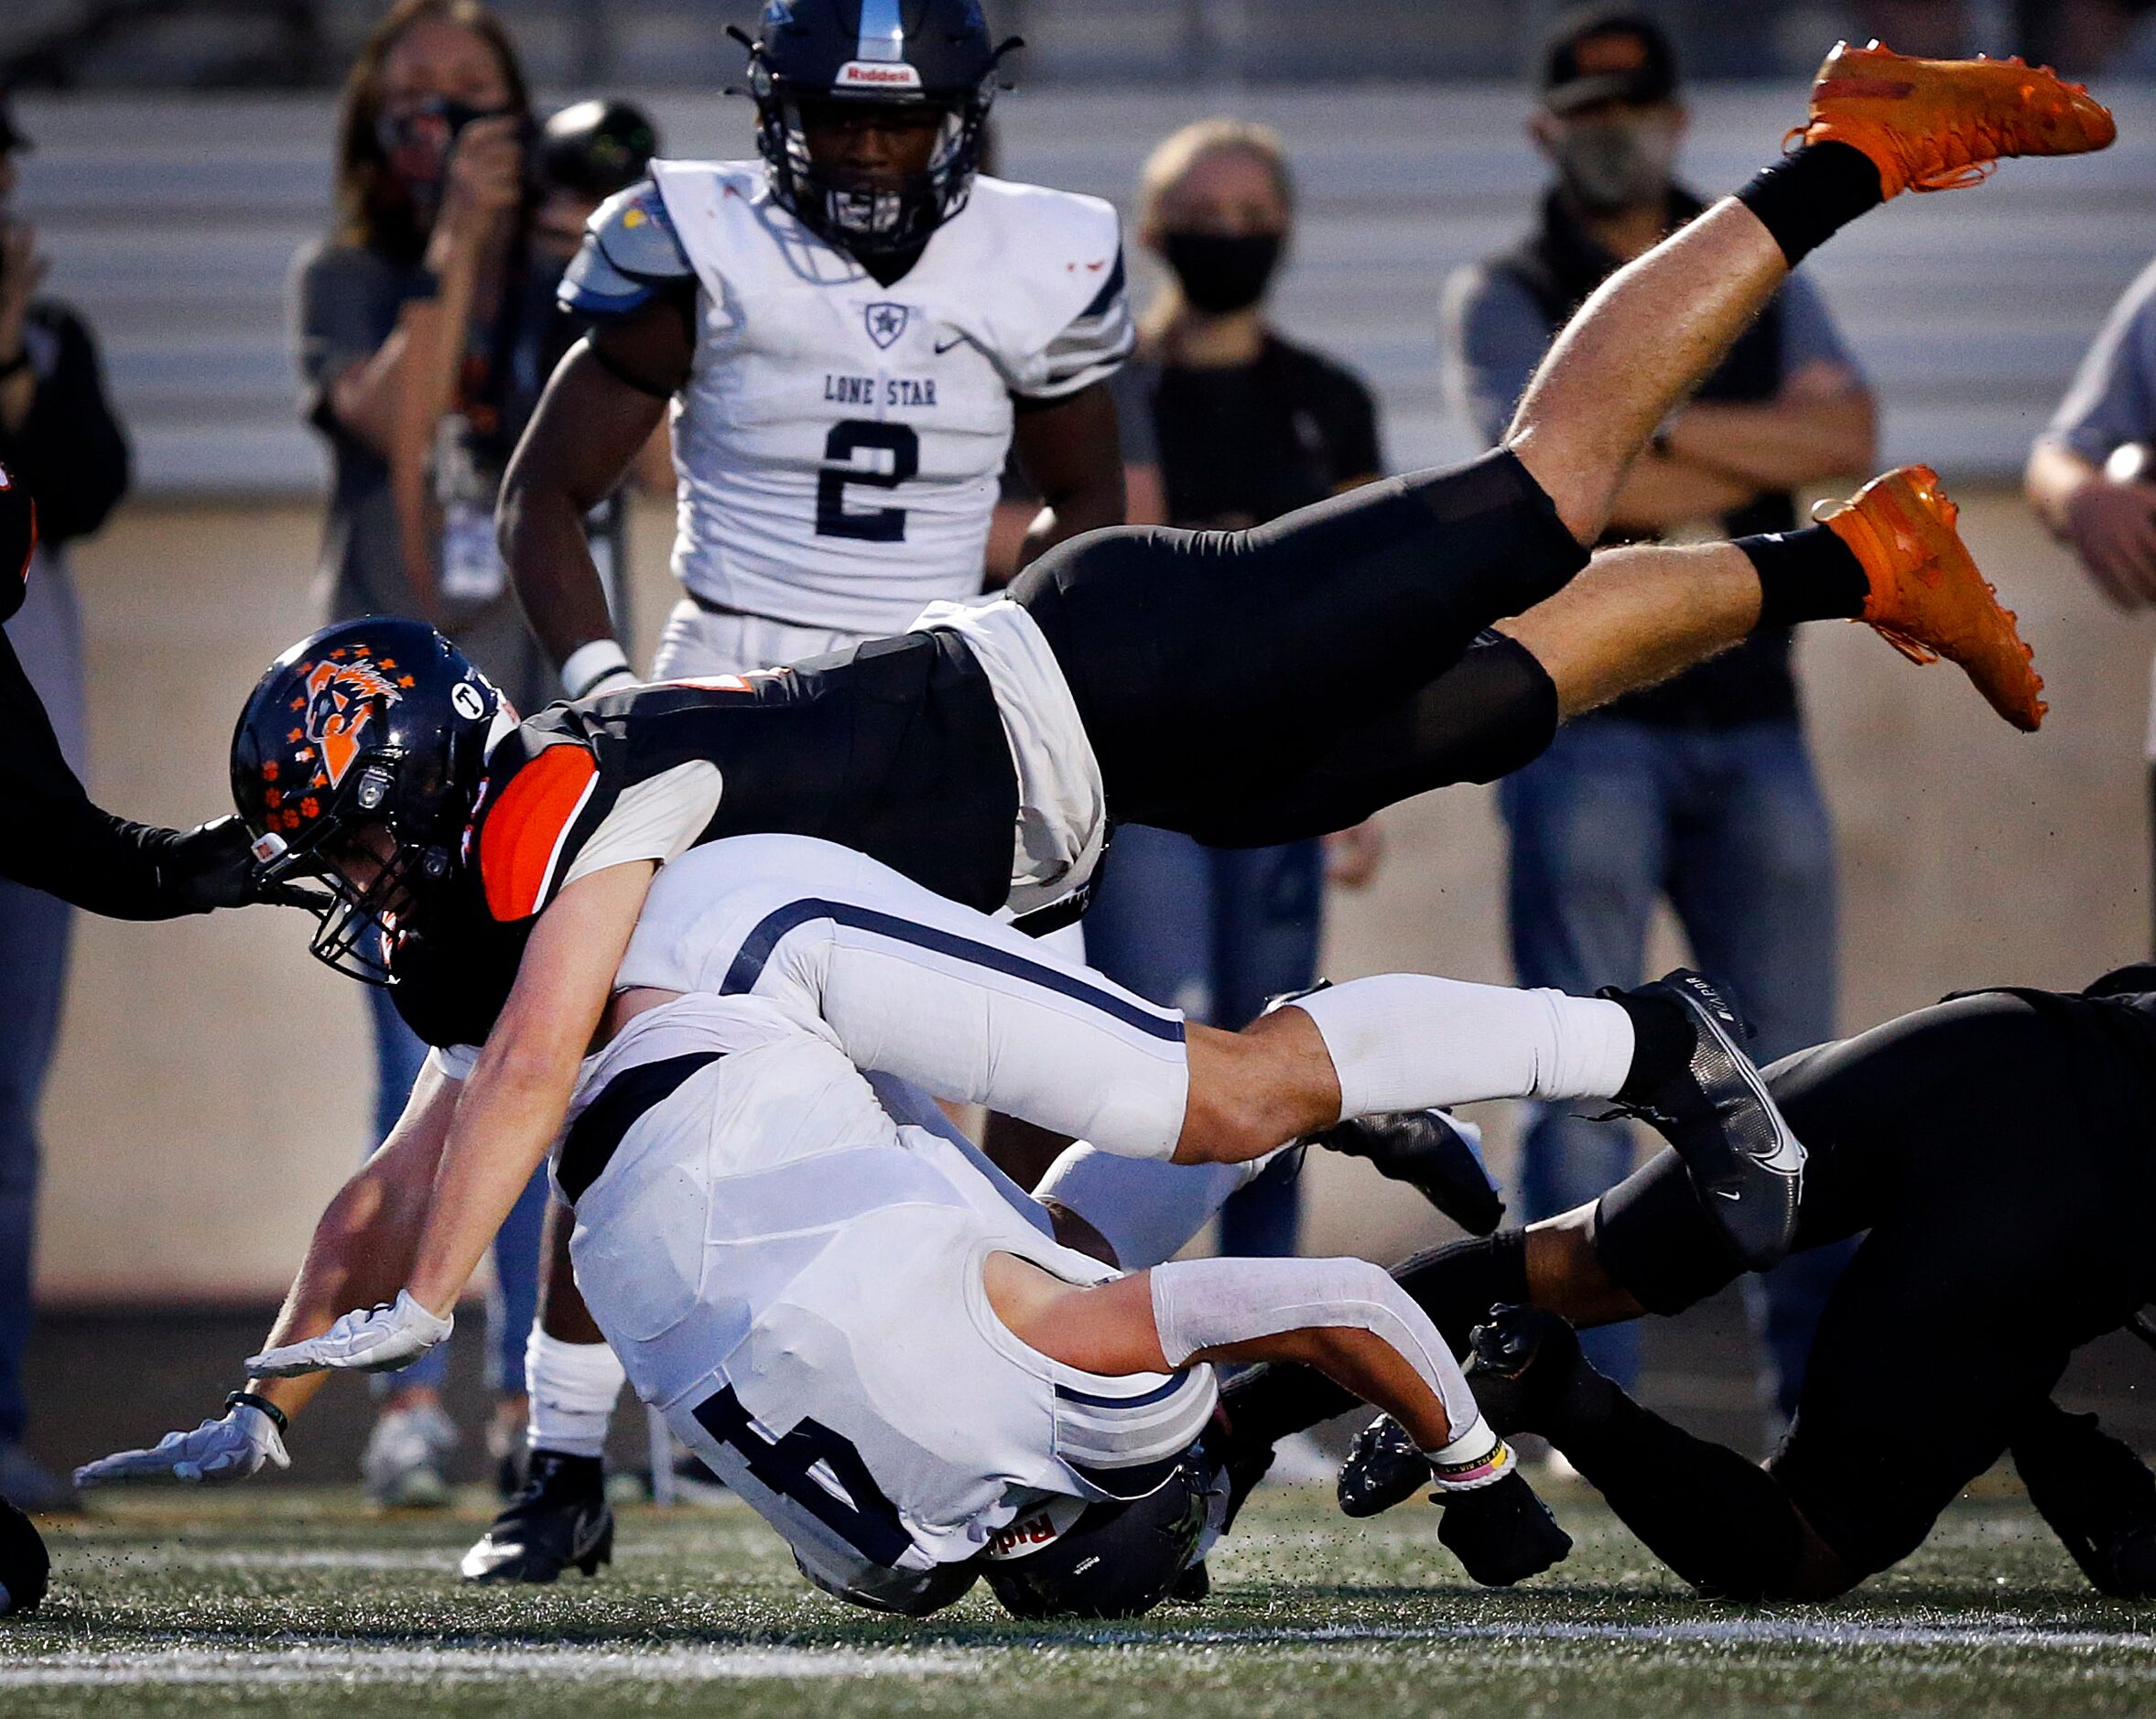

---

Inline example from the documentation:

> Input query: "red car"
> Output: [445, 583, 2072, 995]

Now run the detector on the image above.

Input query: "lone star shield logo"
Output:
[864, 301, 909, 350]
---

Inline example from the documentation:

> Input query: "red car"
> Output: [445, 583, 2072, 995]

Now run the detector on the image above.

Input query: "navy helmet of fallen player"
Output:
[735, 0, 1019, 260]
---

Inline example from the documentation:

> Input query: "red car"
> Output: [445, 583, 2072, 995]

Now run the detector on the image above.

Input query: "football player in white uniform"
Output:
[493, 0, 1132, 1547]
[502, 0, 1129, 696]
[85, 834, 1715, 1612]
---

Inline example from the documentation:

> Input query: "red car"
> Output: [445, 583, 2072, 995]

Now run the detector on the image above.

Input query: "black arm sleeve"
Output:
[0, 629, 188, 919]
[0, 306, 132, 546]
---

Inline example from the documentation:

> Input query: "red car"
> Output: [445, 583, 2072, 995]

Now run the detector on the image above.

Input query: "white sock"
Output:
[525, 1331, 625, 1460]
[1290, 975, 1634, 1121]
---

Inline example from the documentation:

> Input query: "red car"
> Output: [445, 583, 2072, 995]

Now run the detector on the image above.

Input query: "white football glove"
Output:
[74, 1400, 290, 1487]
[245, 1290, 454, 1377]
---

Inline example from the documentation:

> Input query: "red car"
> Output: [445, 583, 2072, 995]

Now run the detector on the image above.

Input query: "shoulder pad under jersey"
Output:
[560, 178, 693, 319]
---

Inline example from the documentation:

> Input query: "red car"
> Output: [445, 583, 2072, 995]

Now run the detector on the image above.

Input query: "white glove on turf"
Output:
[245, 1290, 454, 1377]
[74, 1402, 290, 1487]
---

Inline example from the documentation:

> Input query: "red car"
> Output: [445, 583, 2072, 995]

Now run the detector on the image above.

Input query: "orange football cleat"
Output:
[1795, 39, 2115, 197]
[1818, 465, 2046, 731]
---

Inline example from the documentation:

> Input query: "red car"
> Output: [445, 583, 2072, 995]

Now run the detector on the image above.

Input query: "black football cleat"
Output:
[460, 1450, 613, 1584]
[0, 1497, 49, 1616]
[1599, 968, 1804, 1272]
[1337, 1415, 1431, 1519]
[1310, 1109, 1505, 1235]
[1166, 1560, 1212, 1604]
[1463, 1303, 1595, 1438]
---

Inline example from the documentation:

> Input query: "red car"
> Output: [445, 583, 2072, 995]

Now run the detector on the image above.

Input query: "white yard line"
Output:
[0, 1644, 980, 1688]
[8, 1616, 2156, 1689]
[1112, 1618, 2156, 1653]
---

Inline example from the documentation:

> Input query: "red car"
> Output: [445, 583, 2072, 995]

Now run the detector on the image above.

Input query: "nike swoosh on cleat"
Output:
[1691, 997, 1808, 1178]
[1714, 1189, 1743, 1201]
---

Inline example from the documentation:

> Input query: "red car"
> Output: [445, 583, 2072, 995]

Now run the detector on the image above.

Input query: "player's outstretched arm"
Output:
[985, 1250, 1569, 1585]
[74, 1061, 464, 1483]
[500, 309, 688, 692]
[253, 861, 657, 1382]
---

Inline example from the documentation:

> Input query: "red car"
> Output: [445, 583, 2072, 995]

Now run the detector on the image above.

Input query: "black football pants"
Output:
[1012, 449, 1588, 848]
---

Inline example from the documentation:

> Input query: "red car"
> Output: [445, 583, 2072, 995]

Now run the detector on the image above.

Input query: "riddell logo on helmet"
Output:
[981, 1511, 1062, 1560]
[303, 658, 404, 789]
[835, 60, 923, 89]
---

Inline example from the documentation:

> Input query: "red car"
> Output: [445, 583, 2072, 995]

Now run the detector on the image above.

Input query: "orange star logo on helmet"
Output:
[261, 762, 279, 782]
[302, 657, 404, 788]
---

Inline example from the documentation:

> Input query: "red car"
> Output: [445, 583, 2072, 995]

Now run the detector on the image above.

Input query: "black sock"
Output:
[1735, 140, 1886, 266]
[1218, 1231, 1530, 1449]
[1609, 990, 1694, 1104]
[1554, 1382, 1810, 1600]
[1739, 522, 1872, 629]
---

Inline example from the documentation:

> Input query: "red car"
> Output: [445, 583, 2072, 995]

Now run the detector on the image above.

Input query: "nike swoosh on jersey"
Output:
[934, 336, 967, 353]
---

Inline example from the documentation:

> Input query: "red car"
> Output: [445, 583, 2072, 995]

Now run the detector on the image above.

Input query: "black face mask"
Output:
[1161, 231, 1282, 315]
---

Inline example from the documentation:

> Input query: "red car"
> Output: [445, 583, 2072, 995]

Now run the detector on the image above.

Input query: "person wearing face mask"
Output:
[288, 0, 649, 1511]
[1440, 7, 1878, 1443]
[1082, 120, 1388, 1272]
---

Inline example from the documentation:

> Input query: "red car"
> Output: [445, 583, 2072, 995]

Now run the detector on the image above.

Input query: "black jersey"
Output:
[391, 628, 1017, 1049]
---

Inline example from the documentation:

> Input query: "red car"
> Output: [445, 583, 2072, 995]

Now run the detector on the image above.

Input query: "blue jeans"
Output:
[1499, 716, 1851, 1413]
[0, 879, 71, 1448]
[364, 987, 547, 1398]
[1082, 825, 1324, 1257]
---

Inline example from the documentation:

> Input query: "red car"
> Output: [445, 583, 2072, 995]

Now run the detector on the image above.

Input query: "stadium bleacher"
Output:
[11, 79, 2156, 495]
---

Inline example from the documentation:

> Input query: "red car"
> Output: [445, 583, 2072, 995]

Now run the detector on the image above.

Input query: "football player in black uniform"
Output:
[215, 41, 2106, 1541]
[1284, 968, 2156, 1605]
[0, 468, 292, 917]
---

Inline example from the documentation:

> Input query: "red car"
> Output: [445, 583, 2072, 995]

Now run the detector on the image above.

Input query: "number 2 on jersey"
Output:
[691, 1382, 910, 1563]
[816, 419, 918, 543]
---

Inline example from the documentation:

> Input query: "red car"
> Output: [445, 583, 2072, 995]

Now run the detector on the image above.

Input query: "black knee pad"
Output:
[1591, 1148, 1747, 1316]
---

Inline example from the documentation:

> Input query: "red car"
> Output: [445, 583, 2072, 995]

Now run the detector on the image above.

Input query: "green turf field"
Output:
[5, 1483, 2152, 1717]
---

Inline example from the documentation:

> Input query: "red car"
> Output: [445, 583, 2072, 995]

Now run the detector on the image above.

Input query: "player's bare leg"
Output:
[1509, 201, 1791, 544]
[1508, 41, 2112, 547]
[1500, 542, 1764, 720]
[1499, 466, 2049, 731]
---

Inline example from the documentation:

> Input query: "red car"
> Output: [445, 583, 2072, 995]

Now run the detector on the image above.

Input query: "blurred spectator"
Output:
[1865, 1, 2156, 71]
[288, 0, 637, 1507]
[1083, 118, 1385, 1260]
[2027, 254, 2156, 940]
[1439, 8, 1873, 1437]
[0, 91, 133, 1510]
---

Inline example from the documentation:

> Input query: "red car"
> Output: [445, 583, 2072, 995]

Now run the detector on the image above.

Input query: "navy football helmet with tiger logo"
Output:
[230, 618, 503, 981]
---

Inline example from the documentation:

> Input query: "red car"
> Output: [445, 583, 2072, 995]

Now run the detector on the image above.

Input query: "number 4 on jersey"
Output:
[817, 419, 919, 543]
[691, 1382, 911, 1563]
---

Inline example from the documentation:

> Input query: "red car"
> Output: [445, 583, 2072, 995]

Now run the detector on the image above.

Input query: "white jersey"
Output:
[561, 989, 1217, 1614]
[574, 160, 1132, 637]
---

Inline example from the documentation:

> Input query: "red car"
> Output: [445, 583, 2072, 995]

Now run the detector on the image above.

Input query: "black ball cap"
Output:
[0, 1497, 50, 1616]
[1540, 6, 1679, 114]
[0, 460, 34, 627]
